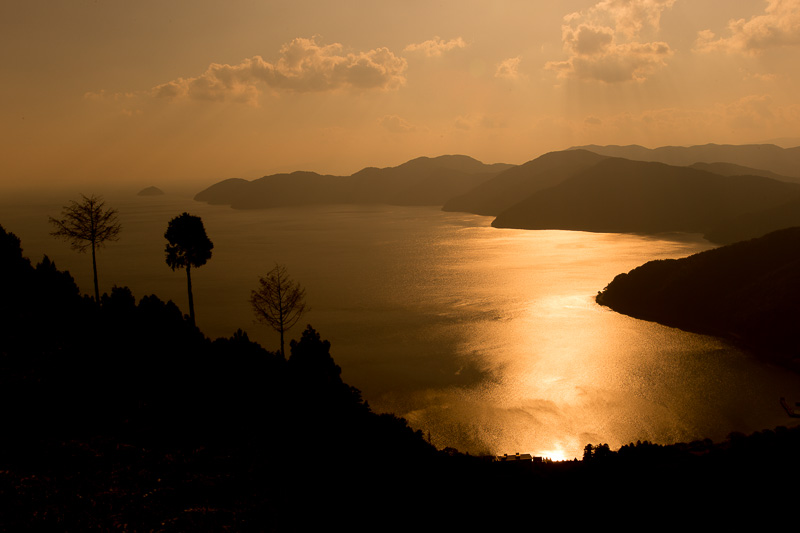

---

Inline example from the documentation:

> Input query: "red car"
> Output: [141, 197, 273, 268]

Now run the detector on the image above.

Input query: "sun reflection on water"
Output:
[386, 226, 800, 459]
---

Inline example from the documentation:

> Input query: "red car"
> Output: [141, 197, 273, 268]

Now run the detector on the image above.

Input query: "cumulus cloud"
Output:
[152, 37, 408, 104]
[404, 37, 467, 57]
[545, 0, 675, 83]
[695, 0, 800, 55]
[495, 57, 522, 80]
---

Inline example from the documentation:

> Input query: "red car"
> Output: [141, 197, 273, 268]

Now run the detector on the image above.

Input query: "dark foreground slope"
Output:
[492, 158, 800, 239]
[0, 223, 453, 529]
[195, 155, 513, 209]
[3, 223, 800, 528]
[596, 227, 800, 364]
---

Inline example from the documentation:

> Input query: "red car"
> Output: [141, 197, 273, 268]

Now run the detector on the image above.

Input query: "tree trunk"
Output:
[278, 287, 285, 357]
[91, 241, 99, 303]
[186, 264, 195, 326]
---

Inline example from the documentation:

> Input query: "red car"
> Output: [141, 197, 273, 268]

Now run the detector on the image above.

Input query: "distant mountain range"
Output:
[490, 157, 800, 240]
[441, 149, 608, 215]
[194, 155, 513, 209]
[569, 143, 800, 178]
[596, 226, 800, 362]
[195, 143, 800, 244]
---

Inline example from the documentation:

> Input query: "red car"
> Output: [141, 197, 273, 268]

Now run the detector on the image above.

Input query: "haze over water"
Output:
[6, 193, 800, 459]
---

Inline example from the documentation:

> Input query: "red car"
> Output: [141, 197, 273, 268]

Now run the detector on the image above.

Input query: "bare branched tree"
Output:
[49, 194, 121, 302]
[250, 264, 308, 357]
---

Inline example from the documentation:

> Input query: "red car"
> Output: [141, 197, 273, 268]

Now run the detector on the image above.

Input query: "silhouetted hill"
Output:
[596, 227, 800, 362]
[195, 155, 513, 209]
[442, 149, 608, 215]
[571, 143, 800, 178]
[491, 158, 800, 238]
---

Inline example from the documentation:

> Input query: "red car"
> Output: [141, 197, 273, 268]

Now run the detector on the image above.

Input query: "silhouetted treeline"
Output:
[1, 223, 799, 528]
[0, 223, 443, 528]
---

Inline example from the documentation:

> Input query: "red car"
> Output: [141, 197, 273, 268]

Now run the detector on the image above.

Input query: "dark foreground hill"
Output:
[194, 155, 513, 209]
[596, 226, 800, 364]
[3, 223, 800, 528]
[491, 157, 800, 240]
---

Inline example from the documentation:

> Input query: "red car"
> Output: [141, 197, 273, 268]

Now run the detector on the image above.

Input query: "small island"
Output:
[137, 185, 165, 196]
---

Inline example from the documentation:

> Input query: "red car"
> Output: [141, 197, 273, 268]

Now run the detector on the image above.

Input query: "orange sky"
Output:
[2, 0, 799, 193]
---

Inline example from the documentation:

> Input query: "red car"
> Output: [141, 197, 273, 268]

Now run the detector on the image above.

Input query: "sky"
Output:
[2, 0, 800, 193]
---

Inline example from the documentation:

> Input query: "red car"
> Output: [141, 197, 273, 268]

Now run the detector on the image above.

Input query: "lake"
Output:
[4, 192, 800, 459]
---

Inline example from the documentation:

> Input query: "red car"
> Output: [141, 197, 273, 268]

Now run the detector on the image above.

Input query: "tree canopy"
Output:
[164, 212, 213, 326]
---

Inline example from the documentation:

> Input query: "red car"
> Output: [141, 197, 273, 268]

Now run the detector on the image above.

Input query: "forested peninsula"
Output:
[596, 227, 800, 367]
[3, 222, 800, 528]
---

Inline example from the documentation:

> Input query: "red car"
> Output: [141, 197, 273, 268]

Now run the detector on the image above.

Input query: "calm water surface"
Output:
[5, 193, 800, 459]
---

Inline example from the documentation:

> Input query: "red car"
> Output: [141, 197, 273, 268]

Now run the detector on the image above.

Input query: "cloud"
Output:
[84, 90, 136, 101]
[379, 115, 416, 133]
[452, 114, 504, 131]
[152, 37, 407, 104]
[495, 57, 522, 80]
[725, 94, 776, 128]
[545, 0, 675, 83]
[741, 69, 778, 82]
[454, 116, 472, 130]
[695, 0, 800, 55]
[404, 37, 467, 57]
[83, 90, 107, 101]
[587, 0, 676, 38]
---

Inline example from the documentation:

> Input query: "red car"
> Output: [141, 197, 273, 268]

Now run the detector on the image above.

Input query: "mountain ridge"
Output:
[490, 157, 800, 240]
[569, 143, 800, 177]
[195, 154, 514, 209]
